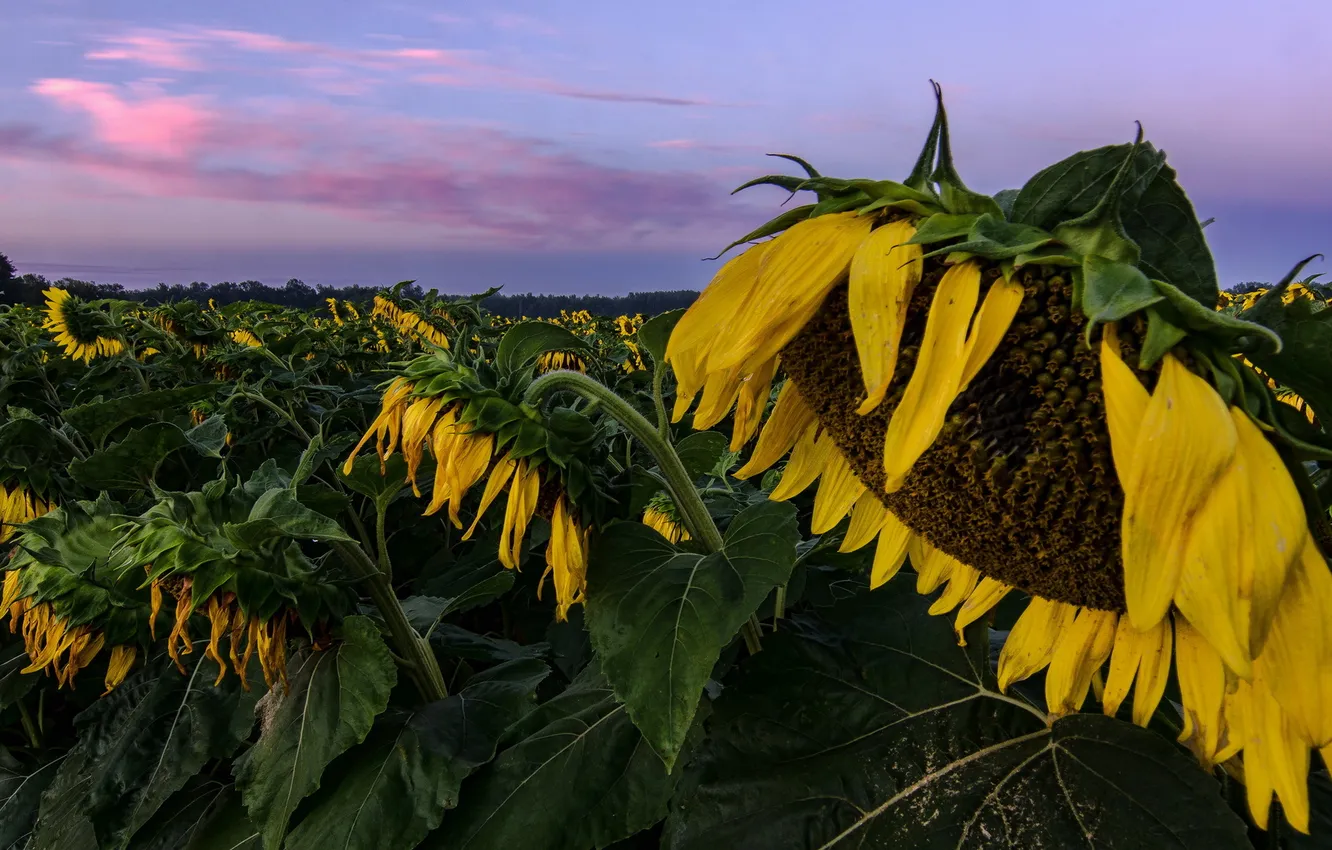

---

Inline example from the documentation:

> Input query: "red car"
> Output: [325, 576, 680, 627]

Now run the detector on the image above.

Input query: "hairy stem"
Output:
[332, 539, 447, 701]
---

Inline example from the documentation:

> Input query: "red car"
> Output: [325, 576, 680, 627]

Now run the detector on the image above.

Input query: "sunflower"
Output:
[668, 94, 1332, 833]
[1, 482, 51, 543]
[372, 295, 451, 349]
[230, 328, 263, 348]
[537, 350, 587, 373]
[643, 495, 690, 544]
[147, 575, 290, 689]
[343, 370, 596, 619]
[41, 288, 126, 364]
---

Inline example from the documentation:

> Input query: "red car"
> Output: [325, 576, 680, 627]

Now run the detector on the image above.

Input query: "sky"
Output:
[2, 0, 1330, 294]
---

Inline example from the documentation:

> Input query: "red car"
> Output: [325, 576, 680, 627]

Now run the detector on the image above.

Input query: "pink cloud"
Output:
[32, 79, 212, 159]
[648, 139, 759, 152]
[0, 92, 757, 249]
[86, 33, 204, 71]
[412, 73, 714, 107]
[492, 13, 560, 37]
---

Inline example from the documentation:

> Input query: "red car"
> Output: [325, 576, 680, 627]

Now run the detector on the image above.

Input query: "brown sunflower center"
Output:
[781, 261, 1154, 611]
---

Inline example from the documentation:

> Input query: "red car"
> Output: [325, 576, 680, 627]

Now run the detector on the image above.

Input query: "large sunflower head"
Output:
[41, 287, 126, 364]
[670, 87, 1332, 833]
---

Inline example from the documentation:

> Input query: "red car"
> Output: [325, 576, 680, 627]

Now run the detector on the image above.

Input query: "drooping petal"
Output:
[910, 535, 953, 596]
[839, 492, 888, 553]
[1253, 537, 1332, 747]
[1101, 615, 1172, 726]
[847, 220, 922, 414]
[710, 212, 873, 375]
[958, 278, 1026, 392]
[1174, 614, 1229, 768]
[811, 448, 866, 534]
[1099, 323, 1150, 487]
[1245, 672, 1312, 833]
[998, 597, 1078, 692]
[734, 380, 816, 480]
[730, 356, 780, 451]
[693, 366, 746, 430]
[1045, 608, 1118, 718]
[499, 460, 540, 570]
[881, 261, 983, 492]
[869, 513, 912, 589]
[769, 424, 829, 501]
[1121, 355, 1237, 630]
[953, 577, 1010, 644]
[103, 645, 136, 695]
[462, 456, 517, 541]
[402, 399, 447, 495]
[446, 431, 495, 528]
[1231, 409, 1308, 655]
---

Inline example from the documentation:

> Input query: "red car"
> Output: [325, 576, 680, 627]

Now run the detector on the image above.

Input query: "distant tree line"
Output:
[0, 256, 700, 318]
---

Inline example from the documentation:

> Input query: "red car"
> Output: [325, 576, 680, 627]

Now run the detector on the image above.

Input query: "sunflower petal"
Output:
[958, 278, 1026, 392]
[869, 513, 912, 589]
[848, 220, 922, 414]
[811, 448, 866, 534]
[734, 380, 816, 480]
[953, 577, 1010, 645]
[1121, 355, 1237, 630]
[928, 559, 979, 617]
[998, 597, 1077, 692]
[1174, 614, 1229, 767]
[839, 492, 888, 553]
[730, 356, 781, 451]
[769, 425, 828, 501]
[881, 261, 983, 492]
[1100, 323, 1150, 484]
[1102, 615, 1172, 726]
[1045, 608, 1118, 718]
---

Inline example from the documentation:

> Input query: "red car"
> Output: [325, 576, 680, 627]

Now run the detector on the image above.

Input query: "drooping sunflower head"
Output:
[673, 86, 1332, 833]
[537, 349, 587, 373]
[230, 328, 263, 348]
[41, 287, 126, 364]
[1, 481, 52, 543]
[642, 493, 690, 544]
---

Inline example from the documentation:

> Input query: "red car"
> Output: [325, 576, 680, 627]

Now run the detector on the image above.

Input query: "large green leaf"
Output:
[62, 384, 220, 448]
[495, 322, 590, 374]
[585, 501, 799, 769]
[183, 790, 260, 850]
[222, 487, 354, 548]
[123, 777, 230, 850]
[674, 431, 729, 481]
[1, 758, 62, 850]
[31, 646, 258, 850]
[1121, 161, 1219, 305]
[284, 658, 548, 850]
[1010, 142, 1165, 231]
[337, 453, 410, 506]
[1243, 295, 1332, 428]
[232, 616, 397, 850]
[663, 578, 1251, 849]
[424, 664, 692, 850]
[67, 419, 222, 491]
[636, 309, 686, 364]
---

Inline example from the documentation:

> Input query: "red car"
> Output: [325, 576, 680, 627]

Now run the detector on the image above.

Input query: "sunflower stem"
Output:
[374, 500, 393, 578]
[651, 361, 670, 442]
[331, 539, 447, 701]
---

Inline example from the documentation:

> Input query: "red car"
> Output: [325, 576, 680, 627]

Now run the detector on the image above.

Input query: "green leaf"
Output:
[284, 659, 548, 850]
[495, 322, 590, 374]
[1122, 161, 1219, 306]
[585, 501, 799, 768]
[706, 204, 815, 261]
[674, 431, 729, 480]
[1011, 142, 1166, 231]
[232, 616, 397, 850]
[1139, 305, 1190, 369]
[62, 385, 220, 448]
[337, 453, 409, 505]
[904, 213, 980, 246]
[417, 549, 514, 612]
[182, 790, 260, 850]
[223, 487, 354, 548]
[921, 214, 1056, 261]
[428, 624, 546, 664]
[664, 577, 1249, 849]
[290, 434, 323, 488]
[1080, 255, 1164, 340]
[32, 646, 258, 850]
[68, 423, 192, 490]
[185, 416, 229, 459]
[1152, 279, 1281, 353]
[123, 777, 230, 850]
[1243, 294, 1332, 428]
[1, 758, 61, 849]
[637, 309, 686, 365]
[423, 664, 693, 850]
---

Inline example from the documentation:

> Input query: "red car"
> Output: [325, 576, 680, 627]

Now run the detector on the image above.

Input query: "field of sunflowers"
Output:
[2, 90, 1331, 850]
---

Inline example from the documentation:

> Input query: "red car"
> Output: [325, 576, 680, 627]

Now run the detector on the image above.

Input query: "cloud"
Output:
[648, 139, 759, 152]
[412, 73, 715, 107]
[86, 33, 204, 70]
[1, 85, 758, 249]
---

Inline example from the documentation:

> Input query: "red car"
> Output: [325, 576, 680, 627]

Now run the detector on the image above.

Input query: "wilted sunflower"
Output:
[41, 287, 126, 364]
[669, 90, 1332, 833]
[230, 328, 263, 348]
[537, 350, 587, 373]
[642, 494, 690, 544]
[1, 482, 51, 542]
[372, 295, 451, 349]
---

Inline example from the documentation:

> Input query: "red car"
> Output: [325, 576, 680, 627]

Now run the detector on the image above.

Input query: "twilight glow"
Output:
[2, 0, 1330, 291]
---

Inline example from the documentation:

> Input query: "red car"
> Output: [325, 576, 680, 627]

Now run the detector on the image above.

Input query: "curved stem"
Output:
[332, 539, 447, 701]
[525, 370, 723, 553]
[651, 363, 670, 442]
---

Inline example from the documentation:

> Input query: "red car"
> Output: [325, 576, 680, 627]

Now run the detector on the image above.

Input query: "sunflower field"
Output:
[3, 90, 1332, 850]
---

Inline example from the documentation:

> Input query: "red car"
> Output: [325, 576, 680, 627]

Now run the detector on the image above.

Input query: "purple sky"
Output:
[3, 0, 1330, 293]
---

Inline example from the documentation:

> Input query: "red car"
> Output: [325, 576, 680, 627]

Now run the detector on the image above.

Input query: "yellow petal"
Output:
[881, 260, 983, 492]
[1101, 616, 1172, 726]
[769, 425, 828, 502]
[446, 432, 495, 528]
[730, 356, 780, 451]
[709, 212, 873, 375]
[1174, 614, 1229, 768]
[667, 242, 770, 416]
[997, 597, 1077, 692]
[1099, 323, 1150, 486]
[1247, 671, 1312, 834]
[810, 448, 866, 535]
[869, 513, 912, 589]
[958, 278, 1025, 392]
[1231, 409, 1308, 655]
[910, 535, 952, 596]
[1045, 608, 1118, 718]
[847, 220, 922, 414]
[734, 380, 816, 480]
[928, 559, 979, 618]
[463, 456, 516, 541]
[693, 366, 745, 431]
[499, 460, 540, 569]
[1253, 537, 1332, 747]
[953, 578, 1011, 645]
[839, 492, 887, 553]
[1121, 355, 1236, 630]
